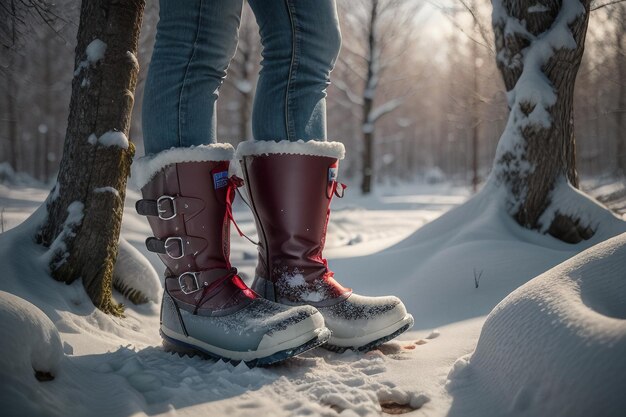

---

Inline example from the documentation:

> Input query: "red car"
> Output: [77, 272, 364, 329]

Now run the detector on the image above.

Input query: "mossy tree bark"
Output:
[38, 0, 145, 315]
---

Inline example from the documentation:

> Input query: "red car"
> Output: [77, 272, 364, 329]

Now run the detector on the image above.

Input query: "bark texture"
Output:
[360, 0, 378, 195]
[493, 0, 592, 242]
[39, 0, 145, 315]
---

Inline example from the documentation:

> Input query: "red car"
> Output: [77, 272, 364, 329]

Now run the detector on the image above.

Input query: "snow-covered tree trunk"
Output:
[491, 0, 592, 243]
[38, 0, 145, 315]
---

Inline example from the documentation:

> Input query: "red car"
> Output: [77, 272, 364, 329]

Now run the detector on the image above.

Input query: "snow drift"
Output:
[0, 291, 66, 417]
[446, 232, 626, 417]
[331, 180, 626, 330]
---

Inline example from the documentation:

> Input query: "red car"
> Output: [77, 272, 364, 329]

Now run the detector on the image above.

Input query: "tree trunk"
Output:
[43, 35, 53, 182]
[492, 0, 591, 242]
[361, 97, 374, 194]
[471, 19, 480, 193]
[38, 0, 145, 315]
[239, 92, 252, 141]
[5, 54, 19, 172]
[360, 0, 378, 195]
[617, 6, 626, 176]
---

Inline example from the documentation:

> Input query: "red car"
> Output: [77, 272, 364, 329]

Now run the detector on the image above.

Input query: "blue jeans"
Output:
[142, 0, 341, 155]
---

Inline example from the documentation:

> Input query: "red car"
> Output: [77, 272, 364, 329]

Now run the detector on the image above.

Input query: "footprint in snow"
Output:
[367, 340, 428, 360]
[380, 393, 430, 415]
[425, 329, 440, 339]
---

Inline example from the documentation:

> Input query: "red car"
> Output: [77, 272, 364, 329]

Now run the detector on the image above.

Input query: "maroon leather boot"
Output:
[131, 144, 330, 365]
[237, 140, 414, 352]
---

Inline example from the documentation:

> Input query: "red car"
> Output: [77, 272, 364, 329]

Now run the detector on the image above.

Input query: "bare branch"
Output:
[591, 0, 626, 10]
[367, 97, 403, 124]
[332, 77, 364, 106]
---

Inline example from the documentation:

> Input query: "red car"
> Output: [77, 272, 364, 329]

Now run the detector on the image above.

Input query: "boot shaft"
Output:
[238, 140, 350, 305]
[140, 160, 232, 275]
[132, 144, 257, 314]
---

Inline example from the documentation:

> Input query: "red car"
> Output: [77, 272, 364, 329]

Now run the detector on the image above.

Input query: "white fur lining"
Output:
[130, 143, 234, 189]
[235, 140, 345, 160]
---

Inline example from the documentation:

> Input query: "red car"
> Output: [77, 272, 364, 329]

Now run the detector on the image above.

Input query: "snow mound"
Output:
[113, 237, 161, 304]
[331, 181, 626, 330]
[0, 291, 64, 414]
[446, 232, 626, 417]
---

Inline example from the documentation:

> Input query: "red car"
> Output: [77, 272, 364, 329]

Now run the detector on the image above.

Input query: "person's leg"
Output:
[142, 0, 243, 154]
[247, 0, 342, 141]
[136, 0, 331, 365]
[239, 1, 413, 352]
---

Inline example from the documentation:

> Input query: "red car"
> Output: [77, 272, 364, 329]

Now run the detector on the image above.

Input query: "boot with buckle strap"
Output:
[236, 140, 414, 352]
[131, 143, 330, 366]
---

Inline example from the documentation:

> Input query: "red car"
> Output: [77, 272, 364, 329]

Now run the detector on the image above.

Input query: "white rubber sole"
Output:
[326, 314, 414, 350]
[161, 316, 331, 362]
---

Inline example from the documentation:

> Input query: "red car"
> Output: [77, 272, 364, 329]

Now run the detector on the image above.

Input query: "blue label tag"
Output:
[213, 171, 228, 189]
[328, 167, 338, 182]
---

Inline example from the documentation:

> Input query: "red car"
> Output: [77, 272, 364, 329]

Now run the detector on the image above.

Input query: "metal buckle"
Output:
[164, 236, 184, 259]
[178, 272, 200, 294]
[157, 195, 177, 220]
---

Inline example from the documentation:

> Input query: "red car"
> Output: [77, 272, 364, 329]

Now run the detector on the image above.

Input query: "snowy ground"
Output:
[1, 178, 625, 417]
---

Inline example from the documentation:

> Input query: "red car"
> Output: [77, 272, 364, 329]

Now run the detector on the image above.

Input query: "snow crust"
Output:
[74, 39, 107, 77]
[126, 51, 138, 68]
[98, 131, 129, 149]
[447, 232, 626, 417]
[131, 143, 235, 190]
[86, 39, 107, 64]
[528, 3, 550, 13]
[235, 139, 345, 160]
[94, 186, 119, 197]
[43, 201, 84, 270]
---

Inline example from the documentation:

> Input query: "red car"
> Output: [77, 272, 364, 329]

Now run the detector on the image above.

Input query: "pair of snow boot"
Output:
[132, 140, 414, 366]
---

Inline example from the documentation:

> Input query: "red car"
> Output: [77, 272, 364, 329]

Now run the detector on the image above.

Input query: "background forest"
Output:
[1, 0, 624, 193]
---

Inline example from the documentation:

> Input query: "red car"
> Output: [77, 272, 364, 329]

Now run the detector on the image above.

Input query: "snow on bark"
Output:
[234, 79, 253, 94]
[86, 39, 107, 63]
[492, 0, 584, 188]
[98, 131, 129, 149]
[43, 201, 84, 270]
[93, 186, 119, 197]
[125, 51, 138, 69]
[74, 39, 107, 77]
[366, 98, 404, 125]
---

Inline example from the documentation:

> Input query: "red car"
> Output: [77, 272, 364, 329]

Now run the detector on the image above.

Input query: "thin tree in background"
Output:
[441, 0, 496, 191]
[227, 4, 260, 142]
[491, 0, 593, 242]
[337, 0, 421, 194]
[615, 5, 626, 176]
[38, 0, 145, 315]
